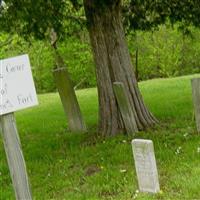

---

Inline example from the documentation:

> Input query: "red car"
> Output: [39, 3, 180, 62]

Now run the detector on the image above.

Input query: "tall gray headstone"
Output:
[191, 78, 200, 133]
[132, 139, 160, 193]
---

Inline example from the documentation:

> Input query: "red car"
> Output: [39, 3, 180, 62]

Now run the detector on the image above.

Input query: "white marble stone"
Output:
[132, 139, 160, 193]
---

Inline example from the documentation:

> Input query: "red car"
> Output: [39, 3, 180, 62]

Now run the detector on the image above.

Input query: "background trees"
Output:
[83, 0, 157, 136]
[1, 0, 200, 135]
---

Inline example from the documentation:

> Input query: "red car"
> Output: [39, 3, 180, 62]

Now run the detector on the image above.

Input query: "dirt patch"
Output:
[85, 164, 101, 176]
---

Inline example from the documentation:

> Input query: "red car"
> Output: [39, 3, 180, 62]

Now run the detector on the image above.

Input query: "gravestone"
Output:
[0, 54, 38, 200]
[191, 78, 200, 133]
[113, 82, 138, 134]
[53, 67, 86, 133]
[132, 139, 160, 193]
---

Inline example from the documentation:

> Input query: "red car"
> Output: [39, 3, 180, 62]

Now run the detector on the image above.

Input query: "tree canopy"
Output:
[1, 0, 200, 39]
[1, 0, 200, 136]
[0, 0, 85, 40]
[124, 0, 200, 32]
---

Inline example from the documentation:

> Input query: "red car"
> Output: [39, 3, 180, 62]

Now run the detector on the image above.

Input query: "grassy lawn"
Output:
[1, 74, 200, 200]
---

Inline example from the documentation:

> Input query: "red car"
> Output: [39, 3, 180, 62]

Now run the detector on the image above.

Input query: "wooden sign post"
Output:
[0, 54, 38, 200]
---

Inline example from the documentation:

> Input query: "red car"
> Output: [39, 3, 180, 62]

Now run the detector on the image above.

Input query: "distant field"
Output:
[0, 74, 200, 200]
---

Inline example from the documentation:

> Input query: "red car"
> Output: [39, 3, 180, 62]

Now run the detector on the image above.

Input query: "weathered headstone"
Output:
[113, 82, 138, 134]
[53, 67, 87, 133]
[191, 78, 200, 133]
[0, 54, 38, 200]
[132, 139, 160, 193]
[51, 29, 86, 133]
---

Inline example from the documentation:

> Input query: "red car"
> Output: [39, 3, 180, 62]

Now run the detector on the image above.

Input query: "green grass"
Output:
[1, 74, 200, 200]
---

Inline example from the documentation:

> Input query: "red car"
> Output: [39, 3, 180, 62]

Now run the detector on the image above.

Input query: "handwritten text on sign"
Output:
[0, 54, 38, 115]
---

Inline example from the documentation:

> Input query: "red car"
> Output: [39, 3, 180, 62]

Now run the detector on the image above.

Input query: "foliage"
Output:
[1, 74, 200, 199]
[59, 37, 96, 88]
[2, 0, 200, 39]
[124, 0, 200, 33]
[0, 33, 95, 93]
[128, 25, 200, 80]
[1, 0, 200, 92]
[0, 0, 64, 39]
[1, 23, 200, 93]
[0, 0, 85, 40]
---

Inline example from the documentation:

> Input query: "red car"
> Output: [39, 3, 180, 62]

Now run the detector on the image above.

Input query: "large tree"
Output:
[0, 0, 158, 136]
[4, 0, 199, 136]
[83, 0, 157, 136]
[78, 0, 200, 136]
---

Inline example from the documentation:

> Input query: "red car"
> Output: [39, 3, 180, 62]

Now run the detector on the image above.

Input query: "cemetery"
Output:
[0, 1, 200, 200]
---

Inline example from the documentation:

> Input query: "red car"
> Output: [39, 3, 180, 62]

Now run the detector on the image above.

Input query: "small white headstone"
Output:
[132, 139, 160, 193]
[0, 54, 38, 115]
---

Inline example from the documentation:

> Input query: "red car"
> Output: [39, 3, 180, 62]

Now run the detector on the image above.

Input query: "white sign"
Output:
[0, 54, 38, 115]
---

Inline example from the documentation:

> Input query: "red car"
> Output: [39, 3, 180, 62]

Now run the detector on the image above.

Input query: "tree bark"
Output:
[83, 0, 157, 136]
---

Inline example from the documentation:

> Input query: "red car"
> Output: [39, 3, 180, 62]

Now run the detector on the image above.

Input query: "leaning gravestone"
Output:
[0, 54, 38, 200]
[132, 139, 160, 193]
[53, 67, 86, 133]
[191, 78, 200, 133]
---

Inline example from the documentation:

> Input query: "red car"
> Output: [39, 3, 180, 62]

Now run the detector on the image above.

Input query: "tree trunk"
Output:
[83, 0, 157, 136]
